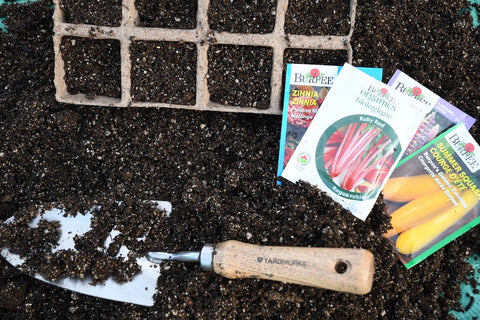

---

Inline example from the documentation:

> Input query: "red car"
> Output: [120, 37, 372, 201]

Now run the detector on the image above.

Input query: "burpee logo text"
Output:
[293, 68, 335, 85]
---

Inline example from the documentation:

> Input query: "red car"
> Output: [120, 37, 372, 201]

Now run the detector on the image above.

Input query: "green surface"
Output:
[450, 255, 480, 319]
[0, 0, 39, 4]
[462, 0, 480, 28]
[0, 0, 42, 33]
[0, 17, 5, 33]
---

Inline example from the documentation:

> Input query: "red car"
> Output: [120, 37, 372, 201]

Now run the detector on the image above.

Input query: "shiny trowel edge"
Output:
[1, 200, 172, 307]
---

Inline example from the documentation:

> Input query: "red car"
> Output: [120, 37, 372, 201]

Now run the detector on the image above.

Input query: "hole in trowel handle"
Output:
[334, 260, 349, 274]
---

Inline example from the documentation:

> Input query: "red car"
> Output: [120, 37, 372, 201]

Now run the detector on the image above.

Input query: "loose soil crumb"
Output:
[1, 0, 480, 319]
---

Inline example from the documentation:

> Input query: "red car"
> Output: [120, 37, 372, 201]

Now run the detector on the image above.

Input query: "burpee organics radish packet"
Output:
[277, 64, 383, 183]
[383, 124, 480, 268]
[281, 63, 431, 220]
[388, 70, 475, 159]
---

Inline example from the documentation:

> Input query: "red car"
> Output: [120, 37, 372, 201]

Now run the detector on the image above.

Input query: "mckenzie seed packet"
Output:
[281, 63, 431, 220]
[383, 123, 480, 268]
[277, 64, 383, 183]
[388, 70, 476, 159]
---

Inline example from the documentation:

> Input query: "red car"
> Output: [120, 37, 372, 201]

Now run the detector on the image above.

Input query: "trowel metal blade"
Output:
[1, 200, 172, 307]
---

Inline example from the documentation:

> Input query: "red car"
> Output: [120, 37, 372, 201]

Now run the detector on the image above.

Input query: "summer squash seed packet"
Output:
[383, 124, 480, 268]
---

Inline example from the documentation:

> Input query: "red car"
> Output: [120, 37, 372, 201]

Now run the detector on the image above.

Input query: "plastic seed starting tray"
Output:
[53, 0, 357, 114]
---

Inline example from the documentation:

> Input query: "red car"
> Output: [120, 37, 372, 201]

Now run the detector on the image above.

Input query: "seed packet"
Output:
[383, 123, 480, 268]
[388, 70, 476, 159]
[277, 64, 383, 183]
[281, 63, 431, 220]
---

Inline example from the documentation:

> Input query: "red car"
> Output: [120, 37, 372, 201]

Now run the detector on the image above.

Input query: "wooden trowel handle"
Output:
[211, 240, 374, 295]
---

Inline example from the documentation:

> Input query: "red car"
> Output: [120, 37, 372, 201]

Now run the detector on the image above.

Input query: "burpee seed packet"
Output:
[281, 63, 431, 220]
[388, 70, 475, 159]
[277, 64, 383, 183]
[383, 124, 480, 268]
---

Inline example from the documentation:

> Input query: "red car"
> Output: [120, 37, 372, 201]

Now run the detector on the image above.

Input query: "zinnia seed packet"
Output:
[281, 63, 431, 220]
[277, 64, 383, 182]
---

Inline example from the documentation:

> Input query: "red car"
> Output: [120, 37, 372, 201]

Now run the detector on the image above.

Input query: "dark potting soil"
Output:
[59, 0, 122, 27]
[134, 0, 197, 29]
[60, 36, 122, 99]
[207, 45, 273, 109]
[1, 0, 480, 319]
[284, 0, 351, 36]
[208, 0, 277, 34]
[283, 48, 348, 66]
[130, 41, 197, 105]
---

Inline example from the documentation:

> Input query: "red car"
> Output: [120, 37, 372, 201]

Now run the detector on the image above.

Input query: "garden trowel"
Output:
[1, 201, 375, 306]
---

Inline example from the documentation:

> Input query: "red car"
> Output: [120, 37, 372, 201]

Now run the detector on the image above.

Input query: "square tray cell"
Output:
[130, 41, 197, 105]
[134, 0, 197, 29]
[60, 36, 121, 99]
[59, 0, 122, 27]
[207, 45, 273, 109]
[208, 0, 277, 34]
[285, 0, 351, 36]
